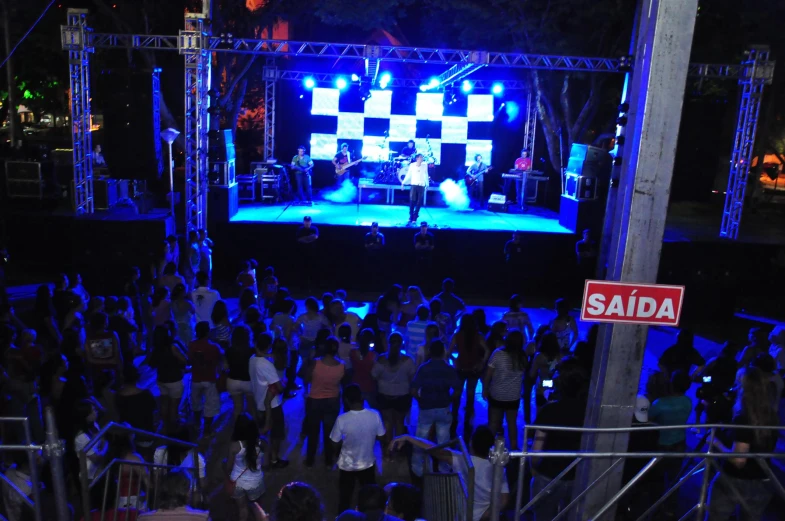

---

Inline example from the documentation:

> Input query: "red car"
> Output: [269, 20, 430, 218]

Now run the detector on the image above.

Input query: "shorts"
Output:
[489, 397, 521, 411]
[226, 378, 253, 395]
[377, 393, 412, 413]
[158, 380, 184, 399]
[191, 381, 220, 418]
[232, 478, 265, 501]
[257, 405, 285, 440]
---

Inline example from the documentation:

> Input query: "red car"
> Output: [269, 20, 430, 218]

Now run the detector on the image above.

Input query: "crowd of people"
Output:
[0, 230, 783, 521]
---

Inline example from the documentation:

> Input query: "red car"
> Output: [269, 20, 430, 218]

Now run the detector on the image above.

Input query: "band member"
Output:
[514, 149, 532, 171]
[291, 145, 314, 202]
[401, 154, 429, 224]
[332, 143, 352, 184]
[466, 154, 489, 208]
[399, 140, 417, 159]
[506, 149, 532, 203]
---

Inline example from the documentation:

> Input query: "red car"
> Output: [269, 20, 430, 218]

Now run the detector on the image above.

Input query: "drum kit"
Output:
[373, 150, 437, 184]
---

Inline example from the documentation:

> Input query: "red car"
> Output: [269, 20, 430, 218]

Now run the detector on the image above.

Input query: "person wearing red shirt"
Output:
[188, 321, 224, 435]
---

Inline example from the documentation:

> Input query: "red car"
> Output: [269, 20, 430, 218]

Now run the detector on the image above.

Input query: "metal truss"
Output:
[61, 9, 94, 214]
[274, 70, 530, 90]
[433, 52, 489, 88]
[152, 67, 163, 177]
[720, 46, 774, 239]
[180, 15, 211, 232]
[263, 61, 276, 160]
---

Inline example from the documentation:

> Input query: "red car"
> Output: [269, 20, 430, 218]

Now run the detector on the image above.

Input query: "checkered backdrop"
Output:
[307, 88, 497, 175]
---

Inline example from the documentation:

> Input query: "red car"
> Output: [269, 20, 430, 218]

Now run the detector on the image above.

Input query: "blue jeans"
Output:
[412, 406, 451, 476]
[530, 473, 573, 521]
[707, 472, 772, 520]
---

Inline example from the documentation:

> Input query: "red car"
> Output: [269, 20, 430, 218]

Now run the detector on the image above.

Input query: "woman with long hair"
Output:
[449, 314, 488, 436]
[153, 426, 207, 493]
[376, 285, 403, 333]
[72, 399, 109, 481]
[360, 313, 387, 354]
[295, 297, 332, 363]
[484, 330, 526, 450]
[210, 300, 232, 348]
[348, 328, 378, 408]
[171, 283, 195, 345]
[415, 323, 442, 367]
[398, 286, 426, 326]
[235, 288, 258, 324]
[226, 325, 256, 417]
[486, 321, 508, 352]
[151, 287, 172, 328]
[708, 367, 779, 520]
[529, 331, 561, 410]
[107, 430, 149, 508]
[303, 336, 345, 467]
[472, 308, 490, 337]
[149, 324, 188, 431]
[549, 298, 578, 355]
[503, 294, 534, 341]
[372, 332, 415, 459]
[226, 413, 267, 521]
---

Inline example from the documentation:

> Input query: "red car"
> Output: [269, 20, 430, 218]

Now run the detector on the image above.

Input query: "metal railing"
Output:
[423, 437, 475, 521]
[78, 422, 201, 521]
[0, 408, 69, 521]
[487, 423, 785, 521]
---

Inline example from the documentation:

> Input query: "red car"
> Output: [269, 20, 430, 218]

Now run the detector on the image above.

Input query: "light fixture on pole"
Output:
[160, 128, 180, 218]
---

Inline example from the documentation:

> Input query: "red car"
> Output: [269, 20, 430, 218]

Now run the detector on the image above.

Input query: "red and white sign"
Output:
[580, 280, 685, 326]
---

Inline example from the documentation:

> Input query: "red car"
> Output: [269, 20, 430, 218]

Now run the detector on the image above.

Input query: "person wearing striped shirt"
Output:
[405, 305, 430, 356]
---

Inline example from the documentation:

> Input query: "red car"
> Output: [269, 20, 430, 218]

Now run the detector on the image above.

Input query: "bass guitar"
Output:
[335, 157, 367, 177]
[464, 166, 493, 187]
[291, 164, 313, 175]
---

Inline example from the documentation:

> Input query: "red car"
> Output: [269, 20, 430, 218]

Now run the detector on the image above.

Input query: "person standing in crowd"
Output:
[197, 229, 213, 278]
[484, 330, 526, 450]
[434, 278, 466, 322]
[209, 300, 232, 348]
[659, 329, 705, 378]
[296, 297, 332, 361]
[138, 469, 209, 521]
[110, 297, 140, 362]
[384, 484, 423, 521]
[503, 294, 534, 341]
[618, 395, 660, 521]
[72, 399, 109, 482]
[150, 325, 188, 432]
[411, 340, 459, 479]
[186, 231, 201, 290]
[291, 145, 314, 202]
[150, 287, 172, 329]
[415, 323, 442, 367]
[364, 222, 385, 260]
[68, 272, 90, 306]
[428, 298, 452, 343]
[737, 327, 770, 368]
[769, 325, 785, 370]
[116, 366, 157, 457]
[330, 299, 361, 339]
[188, 321, 223, 437]
[390, 425, 509, 521]
[550, 298, 578, 355]
[84, 312, 123, 377]
[171, 283, 195, 345]
[405, 305, 430, 356]
[226, 325, 256, 418]
[250, 334, 288, 468]
[159, 263, 185, 293]
[695, 342, 739, 423]
[749, 353, 784, 411]
[401, 154, 429, 225]
[153, 427, 207, 491]
[297, 216, 320, 245]
[530, 361, 589, 521]
[372, 332, 416, 458]
[226, 413, 267, 521]
[52, 273, 72, 325]
[303, 336, 345, 467]
[348, 329, 378, 409]
[330, 384, 386, 513]
[166, 235, 180, 269]
[398, 286, 427, 326]
[413, 222, 435, 285]
[34, 284, 61, 348]
[191, 271, 221, 327]
[450, 314, 488, 437]
[274, 482, 324, 521]
[236, 260, 259, 302]
[152, 241, 170, 286]
[708, 367, 778, 520]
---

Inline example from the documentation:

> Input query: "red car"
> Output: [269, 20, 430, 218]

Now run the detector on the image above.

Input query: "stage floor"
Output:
[232, 201, 572, 233]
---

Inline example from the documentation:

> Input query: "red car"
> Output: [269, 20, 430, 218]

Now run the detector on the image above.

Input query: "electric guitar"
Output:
[334, 157, 367, 177]
[291, 164, 313, 175]
[464, 166, 493, 187]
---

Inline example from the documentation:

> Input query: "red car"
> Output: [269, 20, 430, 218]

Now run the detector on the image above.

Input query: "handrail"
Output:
[82, 422, 197, 454]
[423, 437, 474, 521]
[519, 423, 783, 433]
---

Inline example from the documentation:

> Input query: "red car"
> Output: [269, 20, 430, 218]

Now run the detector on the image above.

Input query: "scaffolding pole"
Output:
[263, 59, 277, 161]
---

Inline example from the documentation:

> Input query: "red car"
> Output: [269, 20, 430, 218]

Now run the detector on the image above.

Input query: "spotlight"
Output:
[491, 83, 504, 95]
[379, 72, 391, 89]
[461, 80, 473, 93]
[428, 77, 440, 89]
[360, 84, 372, 102]
[351, 74, 360, 82]
[299, 94, 304, 99]
[303, 77, 315, 89]
[336, 77, 348, 90]
[419, 84, 428, 92]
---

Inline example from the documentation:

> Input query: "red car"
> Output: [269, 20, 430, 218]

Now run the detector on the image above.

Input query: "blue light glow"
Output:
[462, 80, 473, 93]
[351, 74, 360, 82]
[304, 77, 315, 89]
[419, 84, 428, 92]
[379, 72, 391, 89]
[336, 77, 348, 90]
[491, 83, 504, 95]
[428, 77, 440, 88]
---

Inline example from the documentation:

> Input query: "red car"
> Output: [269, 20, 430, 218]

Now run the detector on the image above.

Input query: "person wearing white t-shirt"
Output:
[191, 271, 221, 326]
[390, 426, 509, 521]
[330, 384, 386, 513]
[250, 342, 289, 469]
[401, 154, 430, 224]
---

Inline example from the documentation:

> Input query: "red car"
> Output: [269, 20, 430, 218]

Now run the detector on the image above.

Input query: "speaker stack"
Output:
[559, 144, 611, 232]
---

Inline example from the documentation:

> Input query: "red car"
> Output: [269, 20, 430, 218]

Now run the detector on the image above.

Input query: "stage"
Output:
[232, 201, 572, 233]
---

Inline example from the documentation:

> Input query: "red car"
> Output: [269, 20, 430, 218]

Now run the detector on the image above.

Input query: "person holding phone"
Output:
[528, 331, 561, 412]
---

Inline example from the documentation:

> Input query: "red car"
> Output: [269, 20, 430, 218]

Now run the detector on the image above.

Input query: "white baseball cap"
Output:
[634, 395, 650, 423]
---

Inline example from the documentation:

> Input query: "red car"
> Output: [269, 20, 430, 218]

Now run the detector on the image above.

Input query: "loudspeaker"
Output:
[566, 143, 612, 179]
[98, 70, 163, 181]
[209, 129, 235, 162]
[559, 195, 601, 233]
[487, 193, 507, 212]
[208, 183, 239, 223]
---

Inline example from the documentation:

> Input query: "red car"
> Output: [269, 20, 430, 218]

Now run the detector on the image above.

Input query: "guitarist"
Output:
[291, 145, 314, 202]
[466, 154, 489, 209]
[332, 143, 352, 185]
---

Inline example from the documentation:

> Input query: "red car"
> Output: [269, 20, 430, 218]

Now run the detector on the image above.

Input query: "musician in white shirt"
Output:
[401, 154, 430, 224]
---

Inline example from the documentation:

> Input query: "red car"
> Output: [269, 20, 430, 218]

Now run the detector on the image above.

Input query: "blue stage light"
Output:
[428, 77, 440, 89]
[351, 74, 360, 82]
[419, 84, 428, 92]
[303, 77, 315, 89]
[379, 72, 391, 88]
[461, 80, 473, 93]
[491, 83, 504, 95]
[336, 77, 348, 90]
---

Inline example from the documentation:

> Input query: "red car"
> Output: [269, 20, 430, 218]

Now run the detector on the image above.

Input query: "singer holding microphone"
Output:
[401, 154, 429, 225]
